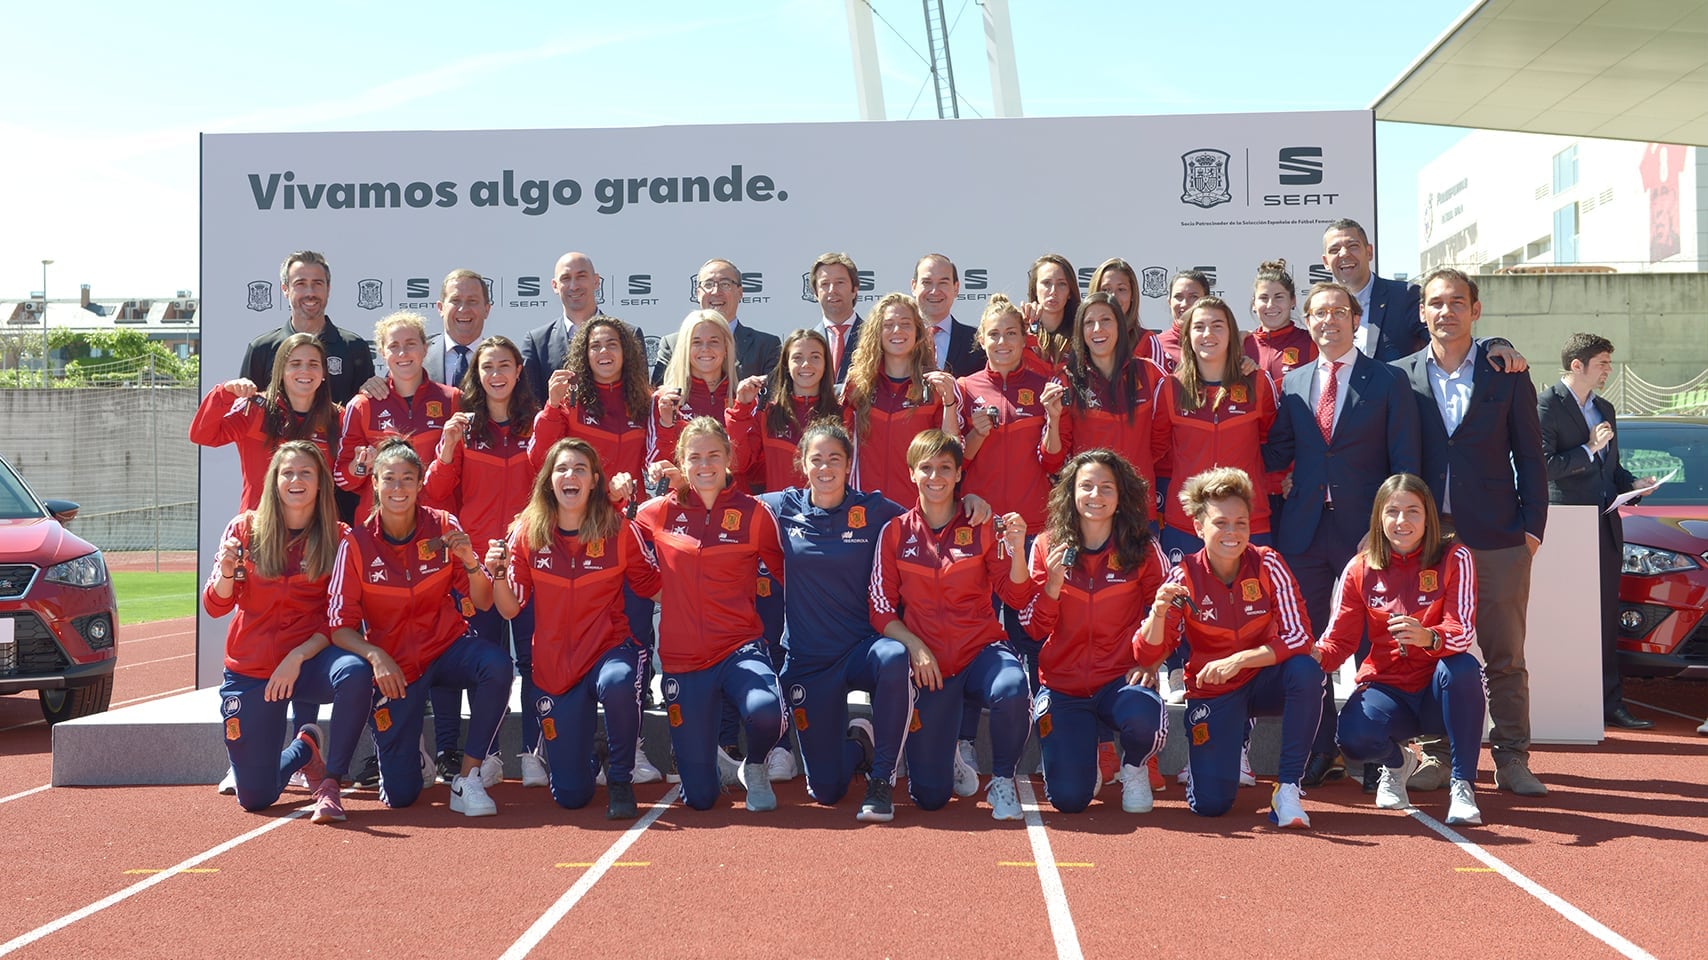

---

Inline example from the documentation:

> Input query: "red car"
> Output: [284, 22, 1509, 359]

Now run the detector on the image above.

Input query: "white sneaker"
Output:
[217, 766, 237, 795]
[419, 745, 437, 787]
[1269, 782, 1310, 828]
[479, 753, 503, 789]
[1375, 747, 1419, 811]
[715, 746, 743, 787]
[450, 771, 497, 817]
[1119, 763, 1154, 814]
[739, 761, 776, 812]
[1164, 667, 1187, 705]
[1698, 717, 1708, 735]
[1446, 778, 1483, 825]
[288, 770, 309, 789]
[987, 776, 1023, 821]
[765, 745, 799, 782]
[1239, 747, 1256, 787]
[519, 750, 549, 788]
[952, 739, 980, 797]
[1176, 764, 1192, 785]
[632, 739, 663, 784]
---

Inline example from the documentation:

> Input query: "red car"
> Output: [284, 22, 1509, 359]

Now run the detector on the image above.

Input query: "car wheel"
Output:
[39, 673, 114, 724]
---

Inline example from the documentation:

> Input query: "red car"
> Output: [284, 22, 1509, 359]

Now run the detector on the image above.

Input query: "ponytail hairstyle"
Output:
[367, 437, 423, 520]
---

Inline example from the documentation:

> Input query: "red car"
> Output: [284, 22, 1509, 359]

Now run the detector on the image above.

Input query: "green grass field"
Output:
[111, 571, 196, 625]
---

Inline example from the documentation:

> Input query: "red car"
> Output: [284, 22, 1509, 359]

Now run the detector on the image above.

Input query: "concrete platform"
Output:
[52, 680, 1366, 787]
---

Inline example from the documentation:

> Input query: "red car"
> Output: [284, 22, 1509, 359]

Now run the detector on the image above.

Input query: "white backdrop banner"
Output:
[196, 111, 1375, 687]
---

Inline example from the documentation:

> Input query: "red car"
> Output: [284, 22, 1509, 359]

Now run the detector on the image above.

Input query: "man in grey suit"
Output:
[1392, 267, 1549, 797]
[424, 269, 490, 388]
[1263, 280, 1421, 786]
[651, 258, 781, 385]
[1538, 333, 1653, 730]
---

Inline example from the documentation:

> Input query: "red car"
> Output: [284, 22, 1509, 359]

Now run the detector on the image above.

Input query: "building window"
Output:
[1552, 145, 1579, 193]
[1553, 203, 1579, 264]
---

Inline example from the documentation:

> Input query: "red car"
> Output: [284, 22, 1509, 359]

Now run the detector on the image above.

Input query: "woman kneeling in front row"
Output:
[1315, 473, 1486, 826]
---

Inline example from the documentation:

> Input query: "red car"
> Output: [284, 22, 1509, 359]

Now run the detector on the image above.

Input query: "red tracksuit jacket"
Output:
[1148, 545, 1312, 699]
[955, 364, 1066, 534]
[1022, 532, 1168, 698]
[1056, 359, 1166, 518]
[423, 420, 532, 550]
[844, 376, 945, 509]
[327, 506, 473, 684]
[1152, 374, 1277, 534]
[529, 382, 660, 481]
[335, 379, 460, 519]
[727, 395, 830, 492]
[190, 388, 337, 511]
[1316, 543, 1477, 693]
[202, 513, 346, 679]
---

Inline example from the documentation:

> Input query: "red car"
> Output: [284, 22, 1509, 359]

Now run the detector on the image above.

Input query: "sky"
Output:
[0, 0, 1473, 300]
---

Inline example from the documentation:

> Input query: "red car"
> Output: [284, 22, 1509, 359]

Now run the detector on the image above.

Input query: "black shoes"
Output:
[1361, 762, 1381, 794]
[436, 748, 464, 784]
[1606, 706, 1655, 730]
[606, 781, 638, 820]
[353, 754, 382, 788]
[1301, 752, 1345, 787]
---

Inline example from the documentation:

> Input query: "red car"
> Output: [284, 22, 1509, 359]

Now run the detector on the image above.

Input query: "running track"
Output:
[2, 617, 1704, 959]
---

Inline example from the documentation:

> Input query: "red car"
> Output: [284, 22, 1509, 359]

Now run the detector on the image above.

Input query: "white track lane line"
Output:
[0, 785, 49, 805]
[117, 653, 193, 670]
[0, 789, 350, 956]
[1623, 698, 1705, 724]
[119, 628, 193, 647]
[0, 686, 194, 734]
[1406, 808, 1656, 960]
[1016, 777, 1084, 960]
[499, 785, 680, 960]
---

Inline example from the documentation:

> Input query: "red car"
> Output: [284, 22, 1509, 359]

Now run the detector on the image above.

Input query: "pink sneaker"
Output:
[310, 778, 346, 824]
[296, 724, 327, 785]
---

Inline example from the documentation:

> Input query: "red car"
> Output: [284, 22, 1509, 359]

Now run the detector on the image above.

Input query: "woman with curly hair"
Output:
[840, 292, 958, 506]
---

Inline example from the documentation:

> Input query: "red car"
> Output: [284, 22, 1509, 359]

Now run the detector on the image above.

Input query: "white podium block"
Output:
[1514, 504, 1605, 744]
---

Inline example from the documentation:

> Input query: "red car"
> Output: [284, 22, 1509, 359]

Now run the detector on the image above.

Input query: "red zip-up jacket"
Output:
[727, 395, 831, 492]
[1315, 543, 1477, 693]
[529, 382, 659, 480]
[423, 420, 532, 549]
[955, 364, 1066, 533]
[1022, 532, 1168, 698]
[327, 506, 474, 684]
[335, 379, 460, 519]
[190, 388, 338, 511]
[1243, 323, 1317, 386]
[1153, 324, 1183, 376]
[654, 377, 751, 489]
[1056, 359, 1166, 518]
[1147, 545, 1312, 699]
[870, 507, 1037, 677]
[202, 513, 348, 679]
[505, 519, 662, 695]
[844, 376, 946, 509]
[633, 483, 786, 673]
[1152, 374, 1277, 534]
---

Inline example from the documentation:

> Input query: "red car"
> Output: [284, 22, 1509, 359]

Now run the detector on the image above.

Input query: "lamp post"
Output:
[40, 259, 53, 378]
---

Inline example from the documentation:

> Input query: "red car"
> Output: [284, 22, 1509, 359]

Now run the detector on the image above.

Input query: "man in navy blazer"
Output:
[1393, 267, 1549, 797]
[521, 252, 644, 402]
[1322, 219, 1423, 363]
[911, 253, 986, 377]
[809, 251, 863, 385]
[650, 258, 781, 385]
[1538, 333, 1652, 730]
[423, 269, 489, 388]
[1263, 281, 1420, 785]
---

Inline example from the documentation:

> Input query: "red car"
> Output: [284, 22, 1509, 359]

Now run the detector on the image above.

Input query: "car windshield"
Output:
[1619, 422, 1708, 506]
[0, 457, 50, 521]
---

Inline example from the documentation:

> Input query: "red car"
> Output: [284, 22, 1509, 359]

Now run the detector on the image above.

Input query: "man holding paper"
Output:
[1538, 333, 1655, 730]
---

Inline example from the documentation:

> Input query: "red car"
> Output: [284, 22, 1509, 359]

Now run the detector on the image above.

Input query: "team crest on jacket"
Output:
[1228, 384, 1249, 404]
[426, 401, 444, 418]
[756, 577, 772, 597]
[1282, 347, 1300, 366]
[356, 278, 385, 310]
[418, 541, 439, 562]
[1180, 148, 1232, 208]
[721, 509, 743, 532]
[1240, 578, 1262, 602]
[1018, 388, 1036, 407]
[954, 527, 974, 546]
[585, 538, 605, 559]
[460, 596, 476, 617]
[1419, 569, 1439, 592]
[847, 505, 867, 529]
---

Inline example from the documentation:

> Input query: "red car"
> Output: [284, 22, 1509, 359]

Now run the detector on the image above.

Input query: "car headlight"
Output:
[44, 551, 108, 588]
[1622, 543, 1700, 576]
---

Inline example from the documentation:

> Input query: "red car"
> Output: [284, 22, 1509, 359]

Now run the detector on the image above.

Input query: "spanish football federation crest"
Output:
[246, 280, 273, 312]
[1419, 569, 1439, 593]
[1141, 266, 1169, 299]
[1180, 149, 1233, 209]
[356, 278, 385, 310]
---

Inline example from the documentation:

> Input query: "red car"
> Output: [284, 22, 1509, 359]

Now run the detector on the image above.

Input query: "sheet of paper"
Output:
[1606, 468, 1678, 514]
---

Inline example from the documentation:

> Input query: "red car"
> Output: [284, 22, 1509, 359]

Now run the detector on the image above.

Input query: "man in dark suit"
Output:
[1539, 333, 1653, 730]
[810, 251, 863, 385]
[522, 252, 610, 402]
[423, 269, 489, 388]
[1263, 280, 1421, 785]
[1393, 267, 1549, 797]
[650, 258, 781, 384]
[1322, 219, 1423, 363]
[911, 253, 985, 377]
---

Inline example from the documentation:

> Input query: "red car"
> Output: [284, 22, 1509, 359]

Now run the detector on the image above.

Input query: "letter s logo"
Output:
[1278, 146, 1323, 186]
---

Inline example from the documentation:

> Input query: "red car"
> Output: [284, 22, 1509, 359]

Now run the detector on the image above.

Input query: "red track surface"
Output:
[3, 616, 1705, 959]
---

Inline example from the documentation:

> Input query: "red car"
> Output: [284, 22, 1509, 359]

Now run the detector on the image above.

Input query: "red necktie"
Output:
[829, 323, 848, 376]
[1316, 361, 1339, 443]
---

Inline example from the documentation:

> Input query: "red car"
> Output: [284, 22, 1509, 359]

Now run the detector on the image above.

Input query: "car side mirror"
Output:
[42, 498, 80, 525]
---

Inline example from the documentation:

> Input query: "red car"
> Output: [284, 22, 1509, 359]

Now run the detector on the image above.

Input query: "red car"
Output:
[1615, 416, 1708, 678]
[0, 453, 117, 721]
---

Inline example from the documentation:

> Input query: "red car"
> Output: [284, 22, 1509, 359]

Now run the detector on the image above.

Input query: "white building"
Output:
[1417, 131, 1703, 275]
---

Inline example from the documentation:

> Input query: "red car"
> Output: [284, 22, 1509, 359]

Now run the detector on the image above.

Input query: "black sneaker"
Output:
[353, 754, 381, 788]
[607, 781, 638, 820]
[1301, 751, 1345, 787]
[857, 777, 894, 823]
[847, 717, 876, 775]
[436, 748, 464, 785]
[1361, 762, 1381, 794]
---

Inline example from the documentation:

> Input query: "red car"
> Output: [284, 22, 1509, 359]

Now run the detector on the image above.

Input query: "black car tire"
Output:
[39, 673, 114, 724]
